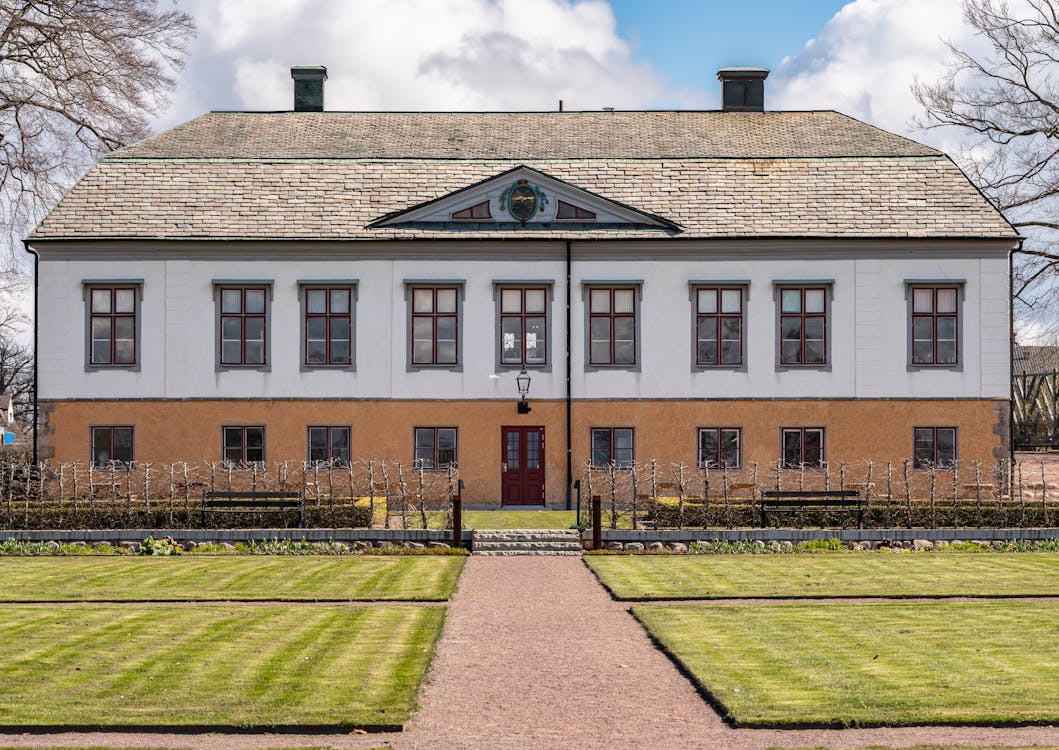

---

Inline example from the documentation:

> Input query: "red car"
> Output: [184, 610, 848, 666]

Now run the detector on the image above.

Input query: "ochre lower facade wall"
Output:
[41, 399, 1009, 506]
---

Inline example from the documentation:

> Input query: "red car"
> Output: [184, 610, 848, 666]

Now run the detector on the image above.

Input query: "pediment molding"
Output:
[368, 165, 681, 232]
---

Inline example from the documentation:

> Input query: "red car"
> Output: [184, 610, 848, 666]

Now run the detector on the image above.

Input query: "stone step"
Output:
[473, 535, 581, 544]
[473, 541, 583, 552]
[474, 550, 583, 556]
[473, 530, 580, 541]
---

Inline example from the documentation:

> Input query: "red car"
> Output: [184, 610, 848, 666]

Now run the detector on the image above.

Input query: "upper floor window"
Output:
[778, 286, 829, 367]
[695, 287, 744, 367]
[304, 286, 353, 367]
[91, 425, 133, 469]
[414, 427, 458, 469]
[698, 427, 741, 468]
[308, 426, 351, 467]
[86, 285, 138, 368]
[499, 287, 548, 367]
[218, 286, 268, 367]
[588, 286, 638, 368]
[910, 286, 959, 367]
[591, 427, 635, 468]
[914, 427, 957, 469]
[782, 427, 825, 468]
[410, 286, 460, 367]
[223, 425, 265, 467]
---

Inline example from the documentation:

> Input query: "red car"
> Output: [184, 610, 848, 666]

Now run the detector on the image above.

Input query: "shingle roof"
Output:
[31, 110, 1016, 242]
[110, 110, 938, 160]
[1015, 345, 1059, 375]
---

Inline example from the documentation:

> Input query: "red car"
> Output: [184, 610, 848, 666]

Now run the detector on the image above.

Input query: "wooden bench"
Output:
[200, 490, 304, 527]
[759, 490, 862, 529]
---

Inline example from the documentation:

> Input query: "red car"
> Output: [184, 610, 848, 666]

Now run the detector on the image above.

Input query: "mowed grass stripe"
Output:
[0, 556, 464, 601]
[634, 601, 1059, 727]
[587, 552, 1059, 599]
[0, 605, 444, 728]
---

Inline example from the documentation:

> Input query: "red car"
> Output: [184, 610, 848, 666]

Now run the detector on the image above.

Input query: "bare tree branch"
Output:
[0, 0, 195, 273]
[915, 0, 1059, 339]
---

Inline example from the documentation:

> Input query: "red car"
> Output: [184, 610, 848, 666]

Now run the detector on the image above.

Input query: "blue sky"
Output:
[609, 0, 851, 92]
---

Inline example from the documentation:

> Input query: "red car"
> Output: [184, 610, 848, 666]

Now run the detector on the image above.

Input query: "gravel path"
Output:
[0, 555, 1056, 749]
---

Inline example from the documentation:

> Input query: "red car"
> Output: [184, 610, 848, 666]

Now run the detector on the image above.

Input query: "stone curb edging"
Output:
[3, 528, 473, 544]
[598, 527, 1059, 542]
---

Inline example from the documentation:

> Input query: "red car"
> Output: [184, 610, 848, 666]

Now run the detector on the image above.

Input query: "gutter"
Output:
[21, 240, 38, 464]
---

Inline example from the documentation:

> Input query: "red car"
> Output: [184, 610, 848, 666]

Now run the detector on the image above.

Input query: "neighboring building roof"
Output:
[30, 110, 1017, 242]
[1014, 345, 1059, 375]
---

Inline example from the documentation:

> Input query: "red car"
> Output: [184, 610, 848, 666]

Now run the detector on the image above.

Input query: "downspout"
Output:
[565, 238, 573, 511]
[22, 240, 39, 465]
[1010, 239, 1022, 467]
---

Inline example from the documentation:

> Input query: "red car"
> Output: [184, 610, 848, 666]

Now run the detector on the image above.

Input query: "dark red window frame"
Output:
[913, 426, 958, 469]
[696, 287, 743, 367]
[590, 427, 635, 468]
[411, 287, 459, 366]
[219, 287, 267, 366]
[589, 287, 637, 366]
[89, 287, 137, 366]
[90, 425, 134, 469]
[911, 287, 959, 366]
[304, 287, 352, 366]
[779, 287, 828, 366]
[555, 200, 596, 220]
[451, 200, 492, 220]
[307, 425, 351, 466]
[414, 427, 458, 469]
[697, 427, 742, 468]
[222, 425, 265, 466]
[781, 427, 826, 468]
[500, 287, 548, 366]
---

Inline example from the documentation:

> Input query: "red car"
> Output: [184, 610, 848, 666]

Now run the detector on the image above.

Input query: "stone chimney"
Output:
[291, 66, 327, 112]
[717, 68, 769, 112]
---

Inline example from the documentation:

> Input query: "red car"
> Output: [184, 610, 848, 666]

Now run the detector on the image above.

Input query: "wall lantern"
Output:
[516, 367, 532, 414]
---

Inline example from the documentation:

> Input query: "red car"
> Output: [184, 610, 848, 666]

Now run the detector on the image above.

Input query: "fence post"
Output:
[452, 493, 462, 549]
[592, 495, 602, 550]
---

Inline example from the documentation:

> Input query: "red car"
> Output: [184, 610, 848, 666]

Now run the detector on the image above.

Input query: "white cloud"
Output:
[164, 0, 674, 122]
[769, 0, 974, 151]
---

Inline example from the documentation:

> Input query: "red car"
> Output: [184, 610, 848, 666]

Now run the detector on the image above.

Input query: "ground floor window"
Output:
[307, 426, 350, 467]
[781, 427, 825, 468]
[913, 427, 957, 469]
[698, 427, 741, 468]
[591, 427, 635, 468]
[414, 427, 457, 469]
[223, 426, 265, 466]
[91, 426, 133, 469]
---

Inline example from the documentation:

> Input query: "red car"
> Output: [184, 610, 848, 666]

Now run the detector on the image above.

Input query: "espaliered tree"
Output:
[914, 0, 1059, 337]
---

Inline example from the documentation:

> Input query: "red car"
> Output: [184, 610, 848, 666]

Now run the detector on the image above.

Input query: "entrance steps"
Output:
[472, 529, 583, 556]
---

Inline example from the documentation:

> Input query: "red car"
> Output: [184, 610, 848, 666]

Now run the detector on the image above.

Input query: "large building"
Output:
[28, 67, 1016, 505]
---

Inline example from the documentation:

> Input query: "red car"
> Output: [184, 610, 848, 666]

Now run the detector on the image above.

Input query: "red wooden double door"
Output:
[501, 426, 545, 505]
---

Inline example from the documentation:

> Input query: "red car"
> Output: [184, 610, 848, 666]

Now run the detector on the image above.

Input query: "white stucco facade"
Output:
[35, 242, 1011, 403]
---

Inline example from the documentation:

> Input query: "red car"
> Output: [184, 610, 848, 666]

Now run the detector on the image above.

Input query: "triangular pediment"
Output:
[368, 165, 681, 231]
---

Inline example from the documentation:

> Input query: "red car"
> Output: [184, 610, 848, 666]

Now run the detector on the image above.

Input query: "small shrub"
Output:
[139, 536, 182, 556]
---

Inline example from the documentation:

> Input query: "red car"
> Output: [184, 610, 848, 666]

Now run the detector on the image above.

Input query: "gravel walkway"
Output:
[0, 555, 1056, 749]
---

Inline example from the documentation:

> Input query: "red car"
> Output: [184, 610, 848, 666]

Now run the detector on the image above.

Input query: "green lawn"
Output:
[0, 556, 464, 601]
[587, 552, 1059, 599]
[463, 510, 576, 529]
[0, 604, 443, 728]
[634, 601, 1059, 727]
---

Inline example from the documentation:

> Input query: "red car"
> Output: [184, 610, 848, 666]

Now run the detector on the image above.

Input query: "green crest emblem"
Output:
[500, 180, 548, 223]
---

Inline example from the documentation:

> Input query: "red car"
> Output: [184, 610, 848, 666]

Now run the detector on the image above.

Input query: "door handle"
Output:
[502, 462, 508, 472]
